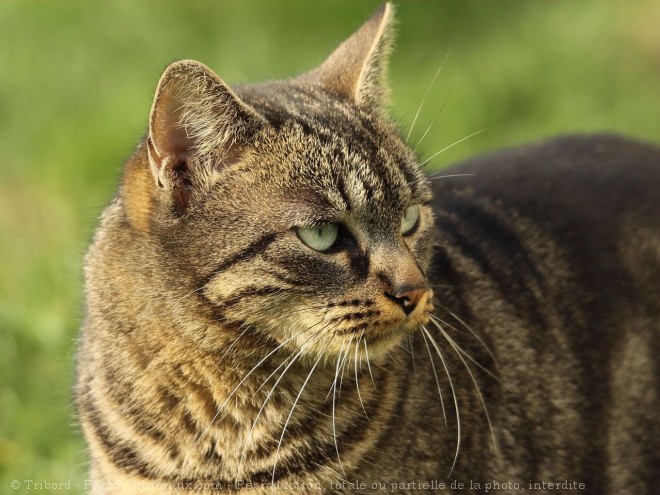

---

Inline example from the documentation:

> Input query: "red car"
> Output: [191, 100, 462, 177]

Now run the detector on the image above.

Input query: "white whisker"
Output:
[429, 173, 475, 181]
[416, 90, 451, 149]
[218, 323, 253, 361]
[271, 353, 323, 483]
[363, 339, 376, 387]
[445, 309, 499, 368]
[422, 325, 461, 478]
[175, 284, 207, 303]
[338, 336, 354, 397]
[331, 342, 348, 479]
[198, 317, 328, 446]
[354, 335, 371, 423]
[408, 333, 416, 375]
[196, 333, 296, 446]
[430, 318, 498, 454]
[420, 128, 486, 168]
[406, 51, 450, 143]
[419, 327, 447, 428]
[237, 348, 303, 475]
[429, 315, 501, 384]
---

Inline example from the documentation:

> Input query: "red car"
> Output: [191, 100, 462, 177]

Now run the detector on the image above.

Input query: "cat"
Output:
[76, 3, 660, 494]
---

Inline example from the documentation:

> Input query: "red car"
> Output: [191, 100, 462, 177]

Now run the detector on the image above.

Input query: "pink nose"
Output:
[385, 287, 428, 315]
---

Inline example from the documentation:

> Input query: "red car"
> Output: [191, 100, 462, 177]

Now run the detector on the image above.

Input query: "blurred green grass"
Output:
[1, 1, 659, 492]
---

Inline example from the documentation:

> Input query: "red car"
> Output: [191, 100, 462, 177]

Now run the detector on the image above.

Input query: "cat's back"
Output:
[425, 134, 660, 492]
[431, 133, 660, 305]
[432, 133, 660, 226]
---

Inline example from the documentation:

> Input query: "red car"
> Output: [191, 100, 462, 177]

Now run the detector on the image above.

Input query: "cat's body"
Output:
[76, 4, 659, 494]
[397, 134, 660, 493]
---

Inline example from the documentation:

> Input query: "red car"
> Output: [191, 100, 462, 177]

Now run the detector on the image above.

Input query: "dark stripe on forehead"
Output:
[334, 171, 352, 210]
[396, 159, 421, 201]
[354, 164, 378, 203]
[203, 232, 279, 286]
[354, 143, 406, 207]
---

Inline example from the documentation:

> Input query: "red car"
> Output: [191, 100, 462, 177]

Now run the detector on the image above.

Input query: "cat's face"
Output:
[173, 87, 435, 359]
[127, 4, 433, 359]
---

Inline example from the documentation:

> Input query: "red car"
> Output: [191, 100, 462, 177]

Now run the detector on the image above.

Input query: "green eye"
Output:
[401, 205, 420, 235]
[296, 223, 340, 252]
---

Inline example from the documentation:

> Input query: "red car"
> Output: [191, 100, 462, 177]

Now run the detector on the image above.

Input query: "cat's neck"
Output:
[137, 321, 397, 483]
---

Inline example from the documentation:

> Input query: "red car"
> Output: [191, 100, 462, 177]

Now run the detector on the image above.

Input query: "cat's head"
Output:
[122, 3, 434, 360]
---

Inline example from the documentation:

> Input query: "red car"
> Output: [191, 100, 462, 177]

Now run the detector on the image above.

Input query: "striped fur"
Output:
[77, 3, 659, 494]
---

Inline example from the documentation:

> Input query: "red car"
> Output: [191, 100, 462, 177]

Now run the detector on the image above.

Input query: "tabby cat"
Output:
[76, 4, 660, 494]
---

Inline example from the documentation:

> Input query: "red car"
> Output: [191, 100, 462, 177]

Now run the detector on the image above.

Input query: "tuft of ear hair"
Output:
[146, 60, 266, 205]
[299, 2, 396, 111]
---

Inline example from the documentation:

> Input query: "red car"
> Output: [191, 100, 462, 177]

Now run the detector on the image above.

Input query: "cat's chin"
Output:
[258, 291, 433, 363]
[357, 310, 432, 360]
[275, 305, 433, 364]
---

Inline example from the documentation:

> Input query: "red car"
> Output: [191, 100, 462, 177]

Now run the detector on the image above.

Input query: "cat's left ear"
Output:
[301, 3, 395, 111]
[146, 60, 266, 192]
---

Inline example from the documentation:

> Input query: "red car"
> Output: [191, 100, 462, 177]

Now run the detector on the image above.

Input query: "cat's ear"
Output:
[147, 60, 266, 195]
[302, 3, 395, 110]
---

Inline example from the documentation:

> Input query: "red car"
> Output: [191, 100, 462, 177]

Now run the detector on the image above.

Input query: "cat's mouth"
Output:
[247, 290, 434, 361]
[321, 289, 434, 357]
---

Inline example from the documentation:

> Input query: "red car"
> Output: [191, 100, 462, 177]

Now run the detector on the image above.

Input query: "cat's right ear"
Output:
[146, 60, 266, 195]
[300, 3, 395, 112]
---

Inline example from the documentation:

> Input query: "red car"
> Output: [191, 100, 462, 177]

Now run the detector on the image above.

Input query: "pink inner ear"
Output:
[150, 87, 196, 166]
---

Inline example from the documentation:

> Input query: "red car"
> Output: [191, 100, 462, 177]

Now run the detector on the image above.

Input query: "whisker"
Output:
[416, 90, 451, 149]
[252, 351, 297, 397]
[363, 339, 376, 387]
[422, 324, 461, 478]
[175, 283, 207, 303]
[197, 317, 327, 445]
[271, 352, 323, 484]
[354, 335, 371, 423]
[253, 319, 331, 396]
[430, 318, 498, 455]
[237, 345, 308, 475]
[196, 335, 294, 446]
[331, 342, 348, 479]
[386, 348, 406, 371]
[429, 315, 501, 384]
[429, 173, 475, 181]
[420, 128, 486, 168]
[445, 309, 499, 369]
[338, 335, 354, 397]
[406, 51, 450, 143]
[419, 327, 447, 428]
[237, 320, 333, 475]
[408, 333, 416, 375]
[218, 323, 253, 361]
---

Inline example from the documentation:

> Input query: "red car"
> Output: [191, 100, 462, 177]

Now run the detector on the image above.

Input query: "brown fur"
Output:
[77, 4, 659, 494]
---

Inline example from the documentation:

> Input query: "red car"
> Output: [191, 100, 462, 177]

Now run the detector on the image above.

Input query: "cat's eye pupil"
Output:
[401, 205, 420, 236]
[296, 223, 340, 252]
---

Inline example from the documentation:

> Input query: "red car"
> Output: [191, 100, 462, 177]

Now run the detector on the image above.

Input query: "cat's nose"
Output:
[385, 287, 428, 315]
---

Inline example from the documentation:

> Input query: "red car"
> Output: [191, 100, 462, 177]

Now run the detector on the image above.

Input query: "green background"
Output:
[1, 1, 659, 492]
